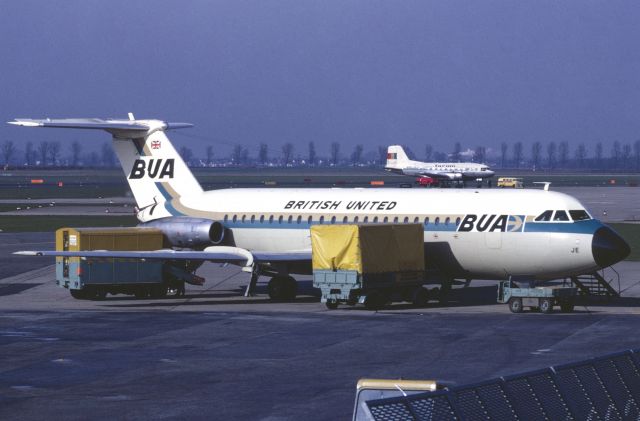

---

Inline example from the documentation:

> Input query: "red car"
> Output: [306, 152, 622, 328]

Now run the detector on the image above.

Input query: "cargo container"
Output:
[311, 224, 428, 310]
[55, 227, 200, 299]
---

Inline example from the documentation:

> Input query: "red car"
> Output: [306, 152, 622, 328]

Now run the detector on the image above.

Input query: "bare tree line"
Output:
[1, 138, 639, 171]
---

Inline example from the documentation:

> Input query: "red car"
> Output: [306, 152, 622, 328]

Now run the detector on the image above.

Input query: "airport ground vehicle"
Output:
[311, 224, 428, 310]
[55, 227, 202, 299]
[497, 278, 577, 313]
[497, 177, 524, 188]
[415, 176, 438, 187]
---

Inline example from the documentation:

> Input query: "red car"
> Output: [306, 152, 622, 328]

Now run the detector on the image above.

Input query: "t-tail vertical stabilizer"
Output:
[385, 145, 412, 172]
[8, 115, 202, 220]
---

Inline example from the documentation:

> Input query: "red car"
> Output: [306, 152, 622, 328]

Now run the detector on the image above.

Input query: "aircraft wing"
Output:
[418, 171, 463, 180]
[14, 246, 311, 269]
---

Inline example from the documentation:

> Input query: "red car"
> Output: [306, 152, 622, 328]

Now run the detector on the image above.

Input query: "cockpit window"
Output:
[553, 210, 570, 221]
[569, 210, 591, 221]
[534, 210, 553, 222]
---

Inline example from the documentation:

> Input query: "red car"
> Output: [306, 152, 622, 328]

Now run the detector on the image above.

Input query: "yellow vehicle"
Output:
[497, 177, 524, 188]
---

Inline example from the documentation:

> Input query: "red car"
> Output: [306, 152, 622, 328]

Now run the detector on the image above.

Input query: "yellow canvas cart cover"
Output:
[311, 224, 424, 274]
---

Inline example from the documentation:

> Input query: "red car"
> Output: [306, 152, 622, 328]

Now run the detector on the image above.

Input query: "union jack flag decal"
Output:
[387, 153, 397, 159]
[151, 140, 161, 150]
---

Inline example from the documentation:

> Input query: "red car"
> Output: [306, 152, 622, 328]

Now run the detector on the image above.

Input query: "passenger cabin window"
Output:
[278, 215, 283, 223]
[424, 217, 429, 225]
[403, 217, 409, 223]
[331, 216, 336, 224]
[354, 216, 359, 223]
[269, 215, 274, 223]
[393, 217, 399, 223]
[383, 217, 389, 223]
[569, 210, 591, 221]
[260, 215, 265, 223]
[241, 215, 246, 222]
[535, 210, 553, 222]
[445, 217, 450, 225]
[435, 217, 440, 225]
[553, 210, 570, 222]
[363, 216, 369, 223]
[287, 215, 293, 223]
[307, 216, 313, 224]
[455, 217, 461, 226]
[343, 216, 349, 223]
[319, 216, 325, 224]
[297, 216, 302, 224]
[414, 217, 420, 224]
[232, 215, 237, 223]
[373, 216, 378, 223]
[251, 215, 255, 223]
[224, 215, 228, 222]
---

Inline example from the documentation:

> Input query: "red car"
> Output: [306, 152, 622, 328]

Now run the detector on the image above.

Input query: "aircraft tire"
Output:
[268, 276, 297, 302]
[539, 298, 553, 314]
[508, 297, 523, 313]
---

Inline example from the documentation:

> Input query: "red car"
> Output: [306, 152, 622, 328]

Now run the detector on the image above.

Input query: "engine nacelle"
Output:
[442, 172, 463, 180]
[140, 217, 225, 248]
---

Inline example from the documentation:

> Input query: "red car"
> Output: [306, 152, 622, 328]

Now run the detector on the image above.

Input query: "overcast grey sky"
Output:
[2, 0, 640, 158]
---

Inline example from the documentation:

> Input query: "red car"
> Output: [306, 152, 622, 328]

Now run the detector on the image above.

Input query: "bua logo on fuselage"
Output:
[457, 214, 525, 233]
[129, 159, 174, 179]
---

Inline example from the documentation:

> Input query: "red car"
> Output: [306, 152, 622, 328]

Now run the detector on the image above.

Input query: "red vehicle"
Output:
[415, 176, 438, 187]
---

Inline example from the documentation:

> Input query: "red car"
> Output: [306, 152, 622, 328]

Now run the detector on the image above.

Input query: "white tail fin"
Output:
[8, 116, 202, 211]
[386, 145, 411, 169]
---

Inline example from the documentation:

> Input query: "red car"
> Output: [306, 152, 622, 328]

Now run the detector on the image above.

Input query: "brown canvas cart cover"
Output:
[311, 224, 425, 274]
[56, 227, 164, 253]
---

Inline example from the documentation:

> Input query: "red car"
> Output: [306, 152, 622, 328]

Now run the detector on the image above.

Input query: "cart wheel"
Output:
[508, 297, 523, 313]
[134, 287, 148, 299]
[94, 288, 107, 300]
[70, 289, 87, 300]
[539, 298, 553, 314]
[560, 299, 575, 313]
[364, 292, 385, 311]
[412, 287, 430, 308]
[325, 301, 338, 310]
[149, 284, 167, 299]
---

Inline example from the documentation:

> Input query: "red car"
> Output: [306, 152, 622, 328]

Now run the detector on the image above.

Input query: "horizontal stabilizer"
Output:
[8, 118, 193, 136]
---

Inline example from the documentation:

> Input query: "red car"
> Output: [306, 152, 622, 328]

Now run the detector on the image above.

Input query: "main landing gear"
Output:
[243, 267, 298, 302]
[268, 276, 297, 302]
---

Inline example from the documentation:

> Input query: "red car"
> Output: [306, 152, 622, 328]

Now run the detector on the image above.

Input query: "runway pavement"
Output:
[0, 233, 639, 420]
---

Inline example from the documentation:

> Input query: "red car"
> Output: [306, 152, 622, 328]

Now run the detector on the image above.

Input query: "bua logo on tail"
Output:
[129, 159, 175, 179]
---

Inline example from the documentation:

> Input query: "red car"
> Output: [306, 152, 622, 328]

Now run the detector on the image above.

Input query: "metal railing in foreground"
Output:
[363, 348, 640, 420]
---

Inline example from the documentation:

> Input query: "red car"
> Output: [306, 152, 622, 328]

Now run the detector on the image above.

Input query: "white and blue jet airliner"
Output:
[9, 117, 630, 301]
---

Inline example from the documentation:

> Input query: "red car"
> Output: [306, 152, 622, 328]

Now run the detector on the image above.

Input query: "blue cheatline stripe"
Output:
[217, 219, 603, 235]
[155, 182, 174, 201]
[524, 219, 602, 234]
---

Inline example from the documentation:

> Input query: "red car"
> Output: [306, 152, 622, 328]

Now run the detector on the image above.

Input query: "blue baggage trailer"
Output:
[56, 227, 201, 299]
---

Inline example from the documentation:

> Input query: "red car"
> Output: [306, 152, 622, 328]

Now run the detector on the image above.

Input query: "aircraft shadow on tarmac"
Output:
[0, 283, 42, 297]
[82, 281, 640, 310]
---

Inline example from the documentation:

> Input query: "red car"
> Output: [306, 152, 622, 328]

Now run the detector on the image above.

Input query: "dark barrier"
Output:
[365, 349, 640, 420]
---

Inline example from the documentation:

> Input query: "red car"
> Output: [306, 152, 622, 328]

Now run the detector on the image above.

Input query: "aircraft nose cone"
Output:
[592, 226, 630, 268]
